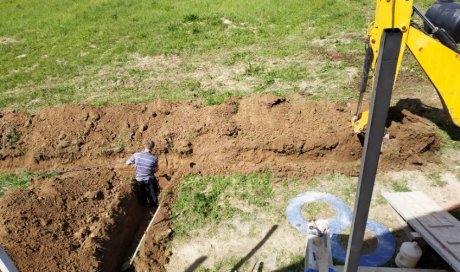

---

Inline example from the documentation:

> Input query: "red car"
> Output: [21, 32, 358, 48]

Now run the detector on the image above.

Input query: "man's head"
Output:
[145, 140, 154, 152]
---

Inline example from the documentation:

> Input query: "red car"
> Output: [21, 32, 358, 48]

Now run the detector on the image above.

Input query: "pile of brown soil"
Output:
[0, 94, 439, 177]
[0, 94, 442, 271]
[0, 169, 150, 271]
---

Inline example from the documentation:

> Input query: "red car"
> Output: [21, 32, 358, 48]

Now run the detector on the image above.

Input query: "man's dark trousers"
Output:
[136, 178, 158, 207]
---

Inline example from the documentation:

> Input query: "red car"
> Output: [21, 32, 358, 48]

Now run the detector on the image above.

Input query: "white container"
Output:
[395, 241, 423, 268]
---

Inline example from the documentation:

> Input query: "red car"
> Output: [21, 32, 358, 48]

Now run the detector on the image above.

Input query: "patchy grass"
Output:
[168, 172, 411, 270]
[223, 51, 255, 66]
[437, 128, 460, 151]
[0, 0, 374, 110]
[0, 0, 442, 111]
[391, 178, 411, 192]
[373, 192, 387, 206]
[279, 174, 357, 206]
[266, 65, 311, 82]
[0, 170, 58, 197]
[172, 172, 273, 238]
[1, 124, 21, 148]
[243, 63, 265, 76]
[198, 256, 250, 272]
[276, 253, 304, 271]
[426, 172, 447, 187]
[301, 201, 335, 221]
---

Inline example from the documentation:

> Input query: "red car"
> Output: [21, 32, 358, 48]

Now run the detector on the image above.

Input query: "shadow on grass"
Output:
[230, 224, 279, 271]
[184, 256, 208, 272]
[390, 98, 460, 141]
[180, 225, 278, 271]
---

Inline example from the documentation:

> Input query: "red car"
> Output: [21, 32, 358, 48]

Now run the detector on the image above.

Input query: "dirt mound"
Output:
[0, 94, 440, 177]
[0, 169, 152, 271]
[0, 94, 442, 271]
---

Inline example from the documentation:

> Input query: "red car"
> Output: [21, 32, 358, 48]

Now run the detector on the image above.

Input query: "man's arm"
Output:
[126, 154, 135, 165]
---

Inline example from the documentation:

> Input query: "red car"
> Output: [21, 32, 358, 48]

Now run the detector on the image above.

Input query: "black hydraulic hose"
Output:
[413, 4, 436, 30]
[432, 28, 460, 53]
[354, 41, 373, 118]
[413, 4, 460, 53]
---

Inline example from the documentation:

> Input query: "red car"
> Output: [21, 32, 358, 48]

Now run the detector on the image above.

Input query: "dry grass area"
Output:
[167, 151, 460, 271]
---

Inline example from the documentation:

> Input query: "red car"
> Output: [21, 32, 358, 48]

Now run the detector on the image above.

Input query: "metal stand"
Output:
[305, 234, 333, 272]
[0, 246, 19, 272]
[344, 30, 403, 272]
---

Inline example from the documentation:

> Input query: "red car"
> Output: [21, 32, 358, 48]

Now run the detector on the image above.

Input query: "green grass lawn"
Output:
[0, 0, 375, 110]
[0, 0, 438, 110]
[172, 172, 273, 238]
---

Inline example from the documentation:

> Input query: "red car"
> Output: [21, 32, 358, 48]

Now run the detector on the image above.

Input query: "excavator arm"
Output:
[344, 1, 459, 271]
[352, 0, 460, 133]
[407, 26, 460, 126]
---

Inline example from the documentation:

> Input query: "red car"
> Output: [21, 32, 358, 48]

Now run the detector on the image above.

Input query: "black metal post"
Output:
[344, 29, 403, 272]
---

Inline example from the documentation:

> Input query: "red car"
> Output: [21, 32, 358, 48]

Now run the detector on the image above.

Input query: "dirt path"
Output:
[0, 94, 442, 270]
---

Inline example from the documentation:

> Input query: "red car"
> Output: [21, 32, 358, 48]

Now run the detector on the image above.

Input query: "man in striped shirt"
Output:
[126, 140, 158, 207]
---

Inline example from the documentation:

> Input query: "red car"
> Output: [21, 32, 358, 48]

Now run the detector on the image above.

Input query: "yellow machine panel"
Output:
[407, 27, 460, 127]
[353, 0, 460, 132]
[367, 0, 413, 72]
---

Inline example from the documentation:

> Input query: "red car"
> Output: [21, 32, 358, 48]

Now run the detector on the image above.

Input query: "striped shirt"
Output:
[127, 151, 158, 181]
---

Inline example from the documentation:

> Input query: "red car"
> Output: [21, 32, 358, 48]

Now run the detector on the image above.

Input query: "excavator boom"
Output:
[345, 1, 459, 271]
[407, 26, 460, 126]
[353, 0, 460, 133]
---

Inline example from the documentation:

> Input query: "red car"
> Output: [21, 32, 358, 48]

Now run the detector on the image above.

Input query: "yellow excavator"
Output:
[343, 1, 460, 271]
[352, 0, 460, 133]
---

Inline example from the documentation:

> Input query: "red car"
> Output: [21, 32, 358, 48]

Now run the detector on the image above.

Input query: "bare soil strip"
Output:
[0, 94, 441, 270]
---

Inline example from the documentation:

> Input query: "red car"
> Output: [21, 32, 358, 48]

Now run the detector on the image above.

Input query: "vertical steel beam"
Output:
[0, 246, 19, 272]
[344, 29, 403, 272]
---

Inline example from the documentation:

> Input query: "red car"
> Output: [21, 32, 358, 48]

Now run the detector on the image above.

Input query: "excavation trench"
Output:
[0, 169, 157, 271]
[0, 94, 443, 271]
[99, 189, 153, 272]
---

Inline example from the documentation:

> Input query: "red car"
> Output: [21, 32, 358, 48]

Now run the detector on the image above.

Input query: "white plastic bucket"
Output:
[395, 241, 422, 268]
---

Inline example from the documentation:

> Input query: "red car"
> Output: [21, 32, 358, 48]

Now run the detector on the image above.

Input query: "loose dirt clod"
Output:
[0, 94, 442, 271]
